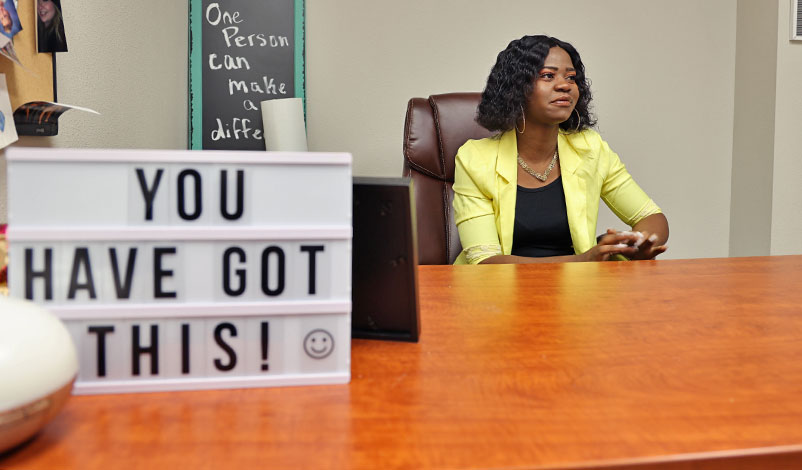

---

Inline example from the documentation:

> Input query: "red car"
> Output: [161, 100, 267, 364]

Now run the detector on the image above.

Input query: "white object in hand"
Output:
[619, 230, 647, 248]
[0, 296, 78, 453]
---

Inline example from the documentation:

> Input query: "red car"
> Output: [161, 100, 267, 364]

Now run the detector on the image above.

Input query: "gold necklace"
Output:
[518, 149, 558, 182]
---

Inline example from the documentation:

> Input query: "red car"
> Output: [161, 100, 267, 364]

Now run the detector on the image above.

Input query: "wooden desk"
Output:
[3, 256, 802, 469]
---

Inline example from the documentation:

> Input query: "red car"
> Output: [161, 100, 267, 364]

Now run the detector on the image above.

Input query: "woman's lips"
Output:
[551, 97, 573, 107]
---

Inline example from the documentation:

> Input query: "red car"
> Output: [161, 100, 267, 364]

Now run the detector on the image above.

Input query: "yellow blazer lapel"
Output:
[558, 133, 591, 254]
[496, 130, 518, 254]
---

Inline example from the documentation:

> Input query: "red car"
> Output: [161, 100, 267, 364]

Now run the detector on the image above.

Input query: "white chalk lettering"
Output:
[205, 3, 242, 26]
[221, 26, 268, 48]
[208, 53, 251, 71]
[203, 2, 291, 148]
[269, 36, 290, 47]
[211, 118, 263, 141]
[228, 77, 287, 96]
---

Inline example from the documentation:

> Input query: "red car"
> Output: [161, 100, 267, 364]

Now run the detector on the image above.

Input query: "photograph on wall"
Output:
[0, 36, 22, 67]
[36, 0, 67, 52]
[0, 0, 22, 39]
[0, 73, 19, 149]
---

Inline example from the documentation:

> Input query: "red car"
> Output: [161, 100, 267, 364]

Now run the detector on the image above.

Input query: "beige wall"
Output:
[771, 1, 802, 255]
[3, 0, 800, 260]
[0, 0, 188, 221]
[729, 0, 777, 257]
[307, 0, 738, 260]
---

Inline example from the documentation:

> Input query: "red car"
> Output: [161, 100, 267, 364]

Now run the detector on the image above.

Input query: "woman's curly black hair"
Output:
[476, 35, 596, 134]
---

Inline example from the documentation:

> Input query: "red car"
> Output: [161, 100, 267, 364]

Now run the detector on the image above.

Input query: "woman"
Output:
[0, 6, 12, 36]
[37, 0, 67, 52]
[453, 35, 668, 264]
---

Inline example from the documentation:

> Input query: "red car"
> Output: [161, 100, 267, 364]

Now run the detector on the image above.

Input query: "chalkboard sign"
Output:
[189, 0, 305, 151]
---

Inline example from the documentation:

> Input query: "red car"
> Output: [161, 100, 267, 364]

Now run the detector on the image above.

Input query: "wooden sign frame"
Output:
[188, 0, 306, 151]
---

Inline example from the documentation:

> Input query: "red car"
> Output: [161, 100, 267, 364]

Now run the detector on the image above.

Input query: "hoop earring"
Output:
[516, 105, 526, 134]
[572, 108, 582, 132]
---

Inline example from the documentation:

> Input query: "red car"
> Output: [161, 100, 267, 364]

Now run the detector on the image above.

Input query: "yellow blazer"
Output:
[452, 129, 661, 264]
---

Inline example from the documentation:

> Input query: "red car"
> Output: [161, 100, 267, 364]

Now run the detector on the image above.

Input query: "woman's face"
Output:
[0, 6, 10, 29]
[524, 47, 580, 128]
[38, 0, 56, 24]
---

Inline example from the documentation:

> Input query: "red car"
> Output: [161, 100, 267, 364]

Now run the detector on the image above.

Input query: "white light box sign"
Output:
[64, 312, 350, 394]
[5, 148, 352, 394]
[6, 148, 350, 228]
[8, 236, 350, 305]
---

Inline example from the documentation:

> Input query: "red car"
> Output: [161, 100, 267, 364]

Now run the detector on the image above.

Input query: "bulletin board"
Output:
[188, 0, 305, 151]
[0, 0, 56, 108]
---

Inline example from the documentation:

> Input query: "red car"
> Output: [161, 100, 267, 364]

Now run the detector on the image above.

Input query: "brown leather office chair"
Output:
[402, 93, 493, 265]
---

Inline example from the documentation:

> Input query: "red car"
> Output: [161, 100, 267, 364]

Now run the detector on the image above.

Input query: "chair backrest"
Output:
[402, 93, 493, 265]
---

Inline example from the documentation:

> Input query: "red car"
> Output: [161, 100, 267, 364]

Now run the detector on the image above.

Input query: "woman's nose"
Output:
[555, 79, 572, 91]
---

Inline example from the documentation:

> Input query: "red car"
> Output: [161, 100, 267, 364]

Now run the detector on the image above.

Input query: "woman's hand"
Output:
[629, 213, 669, 260]
[596, 228, 667, 261]
[579, 230, 642, 262]
[622, 230, 667, 260]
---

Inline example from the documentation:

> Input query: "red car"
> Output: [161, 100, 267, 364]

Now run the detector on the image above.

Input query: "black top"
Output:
[511, 176, 574, 258]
